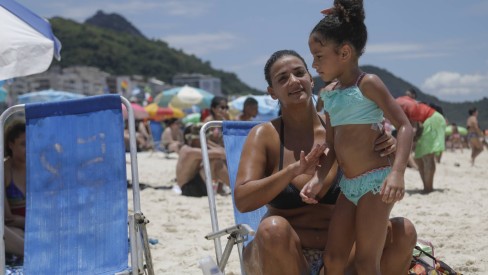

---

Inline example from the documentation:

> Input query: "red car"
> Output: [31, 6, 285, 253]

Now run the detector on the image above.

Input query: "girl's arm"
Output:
[234, 123, 324, 212]
[300, 112, 337, 203]
[361, 74, 414, 203]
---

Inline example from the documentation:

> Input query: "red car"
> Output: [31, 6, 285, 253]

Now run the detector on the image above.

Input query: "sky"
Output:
[17, 0, 488, 103]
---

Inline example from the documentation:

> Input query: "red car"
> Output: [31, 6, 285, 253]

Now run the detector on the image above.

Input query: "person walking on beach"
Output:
[466, 107, 484, 166]
[300, 1, 413, 273]
[396, 94, 446, 193]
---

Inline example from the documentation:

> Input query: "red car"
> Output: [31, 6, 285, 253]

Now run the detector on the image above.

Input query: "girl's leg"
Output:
[243, 216, 309, 275]
[324, 194, 356, 275]
[354, 193, 394, 274]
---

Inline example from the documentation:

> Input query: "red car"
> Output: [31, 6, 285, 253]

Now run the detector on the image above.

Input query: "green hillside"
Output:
[49, 17, 262, 96]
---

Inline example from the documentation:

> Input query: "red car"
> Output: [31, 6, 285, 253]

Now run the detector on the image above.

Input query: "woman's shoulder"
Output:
[247, 120, 279, 142]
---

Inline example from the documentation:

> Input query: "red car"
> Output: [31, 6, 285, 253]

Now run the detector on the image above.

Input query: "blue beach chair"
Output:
[199, 120, 267, 275]
[0, 95, 154, 275]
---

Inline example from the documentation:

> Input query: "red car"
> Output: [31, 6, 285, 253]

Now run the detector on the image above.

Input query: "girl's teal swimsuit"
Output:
[321, 73, 390, 205]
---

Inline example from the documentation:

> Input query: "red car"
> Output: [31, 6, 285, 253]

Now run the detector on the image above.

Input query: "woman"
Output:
[202, 96, 231, 194]
[234, 50, 416, 274]
[466, 107, 484, 166]
[4, 120, 26, 257]
[395, 95, 446, 193]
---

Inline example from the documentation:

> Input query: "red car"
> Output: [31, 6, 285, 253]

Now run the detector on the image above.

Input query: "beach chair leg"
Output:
[129, 215, 140, 275]
[236, 238, 246, 275]
[135, 213, 155, 275]
[218, 236, 236, 272]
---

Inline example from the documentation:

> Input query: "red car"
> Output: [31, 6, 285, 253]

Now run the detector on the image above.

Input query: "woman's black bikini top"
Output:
[268, 116, 341, 210]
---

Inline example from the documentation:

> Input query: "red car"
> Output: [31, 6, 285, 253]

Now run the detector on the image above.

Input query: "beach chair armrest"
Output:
[205, 224, 255, 241]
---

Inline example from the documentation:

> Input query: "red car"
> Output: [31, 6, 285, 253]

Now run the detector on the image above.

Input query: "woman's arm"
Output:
[234, 124, 324, 212]
[4, 198, 25, 229]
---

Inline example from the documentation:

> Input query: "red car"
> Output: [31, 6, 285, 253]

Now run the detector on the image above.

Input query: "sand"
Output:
[127, 149, 488, 274]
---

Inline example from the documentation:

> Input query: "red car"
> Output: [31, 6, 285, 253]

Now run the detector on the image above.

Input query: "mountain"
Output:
[49, 15, 262, 96]
[313, 66, 488, 129]
[50, 11, 486, 128]
[85, 10, 145, 38]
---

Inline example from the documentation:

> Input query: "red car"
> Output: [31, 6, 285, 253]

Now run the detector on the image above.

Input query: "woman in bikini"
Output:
[234, 49, 416, 275]
[3, 120, 26, 257]
[300, 1, 413, 273]
[466, 107, 484, 166]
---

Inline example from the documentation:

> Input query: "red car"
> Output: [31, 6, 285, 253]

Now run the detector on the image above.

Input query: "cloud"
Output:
[421, 71, 488, 102]
[161, 32, 240, 55]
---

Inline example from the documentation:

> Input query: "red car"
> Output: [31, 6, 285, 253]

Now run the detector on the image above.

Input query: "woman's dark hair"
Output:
[164, 118, 179, 127]
[468, 107, 477, 116]
[310, 0, 367, 57]
[4, 120, 26, 157]
[406, 87, 417, 98]
[209, 96, 227, 117]
[264, 49, 309, 87]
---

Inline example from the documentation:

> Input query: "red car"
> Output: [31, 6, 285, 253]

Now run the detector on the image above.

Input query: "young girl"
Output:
[300, 0, 414, 273]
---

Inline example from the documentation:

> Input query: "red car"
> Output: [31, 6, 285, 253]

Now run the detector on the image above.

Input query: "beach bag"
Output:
[409, 240, 462, 275]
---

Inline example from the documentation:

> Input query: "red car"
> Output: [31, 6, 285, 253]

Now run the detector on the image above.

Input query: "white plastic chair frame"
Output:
[199, 121, 255, 275]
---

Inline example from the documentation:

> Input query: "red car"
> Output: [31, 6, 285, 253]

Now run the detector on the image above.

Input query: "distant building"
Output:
[9, 66, 110, 102]
[172, 73, 222, 96]
[8, 66, 211, 105]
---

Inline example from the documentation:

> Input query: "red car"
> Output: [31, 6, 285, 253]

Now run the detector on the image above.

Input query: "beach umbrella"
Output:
[122, 102, 149, 120]
[144, 103, 184, 122]
[0, 0, 62, 81]
[154, 85, 214, 109]
[182, 112, 201, 125]
[17, 89, 85, 104]
[445, 125, 468, 136]
[229, 95, 280, 121]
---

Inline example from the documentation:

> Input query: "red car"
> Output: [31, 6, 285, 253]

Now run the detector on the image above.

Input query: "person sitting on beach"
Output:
[3, 120, 27, 258]
[124, 120, 151, 152]
[301, 2, 414, 273]
[203, 96, 230, 146]
[234, 49, 416, 275]
[235, 97, 258, 121]
[466, 107, 484, 166]
[176, 123, 229, 197]
[161, 118, 183, 154]
[396, 93, 446, 193]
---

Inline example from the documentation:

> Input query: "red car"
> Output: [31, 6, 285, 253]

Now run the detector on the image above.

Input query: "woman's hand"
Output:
[374, 131, 396, 157]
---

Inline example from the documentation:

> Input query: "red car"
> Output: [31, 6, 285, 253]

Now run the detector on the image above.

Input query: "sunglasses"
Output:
[218, 105, 229, 110]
